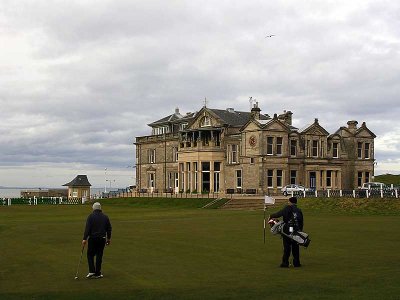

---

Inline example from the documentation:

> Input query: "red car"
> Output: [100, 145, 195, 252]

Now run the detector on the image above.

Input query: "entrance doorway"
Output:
[309, 172, 316, 189]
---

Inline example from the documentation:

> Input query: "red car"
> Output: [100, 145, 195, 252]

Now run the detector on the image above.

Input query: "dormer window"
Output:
[201, 116, 211, 127]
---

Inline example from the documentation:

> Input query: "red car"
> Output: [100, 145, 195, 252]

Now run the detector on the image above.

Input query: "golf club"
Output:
[74, 245, 85, 280]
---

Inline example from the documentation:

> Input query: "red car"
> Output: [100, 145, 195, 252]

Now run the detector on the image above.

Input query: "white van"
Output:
[361, 182, 386, 190]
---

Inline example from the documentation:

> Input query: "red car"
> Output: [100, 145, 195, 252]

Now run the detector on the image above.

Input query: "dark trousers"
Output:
[87, 237, 106, 275]
[282, 236, 300, 266]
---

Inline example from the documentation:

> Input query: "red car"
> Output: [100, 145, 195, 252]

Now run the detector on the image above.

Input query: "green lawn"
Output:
[0, 198, 399, 299]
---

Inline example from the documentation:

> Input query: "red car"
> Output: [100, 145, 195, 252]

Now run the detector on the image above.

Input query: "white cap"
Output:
[92, 202, 101, 210]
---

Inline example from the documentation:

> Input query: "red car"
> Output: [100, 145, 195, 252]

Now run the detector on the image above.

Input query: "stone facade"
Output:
[134, 105, 376, 194]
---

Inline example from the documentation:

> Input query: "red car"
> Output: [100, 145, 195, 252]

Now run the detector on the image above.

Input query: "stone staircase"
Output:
[221, 195, 289, 210]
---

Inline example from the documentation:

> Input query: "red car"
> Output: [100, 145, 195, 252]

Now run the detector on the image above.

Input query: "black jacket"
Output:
[83, 210, 112, 240]
[270, 204, 304, 231]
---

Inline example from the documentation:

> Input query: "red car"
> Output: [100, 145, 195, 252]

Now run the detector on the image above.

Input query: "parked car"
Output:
[360, 182, 387, 190]
[281, 184, 311, 196]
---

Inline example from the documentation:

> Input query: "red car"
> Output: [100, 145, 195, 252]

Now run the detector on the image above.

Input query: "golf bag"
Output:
[268, 219, 311, 248]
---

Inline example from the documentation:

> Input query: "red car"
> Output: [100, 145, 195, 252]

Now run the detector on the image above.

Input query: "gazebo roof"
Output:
[63, 175, 92, 187]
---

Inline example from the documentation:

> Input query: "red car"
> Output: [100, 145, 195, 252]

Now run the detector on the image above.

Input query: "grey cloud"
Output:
[1, 0, 400, 187]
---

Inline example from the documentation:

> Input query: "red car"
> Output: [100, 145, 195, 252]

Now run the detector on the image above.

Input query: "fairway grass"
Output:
[1, 199, 399, 299]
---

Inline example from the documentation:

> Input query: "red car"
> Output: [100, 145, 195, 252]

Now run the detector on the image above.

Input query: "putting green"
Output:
[0, 198, 399, 299]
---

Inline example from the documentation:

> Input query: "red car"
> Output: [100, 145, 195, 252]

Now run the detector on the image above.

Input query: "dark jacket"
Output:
[270, 204, 304, 232]
[83, 210, 112, 240]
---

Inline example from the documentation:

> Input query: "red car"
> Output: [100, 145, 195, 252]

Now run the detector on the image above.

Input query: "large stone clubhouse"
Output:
[134, 103, 376, 195]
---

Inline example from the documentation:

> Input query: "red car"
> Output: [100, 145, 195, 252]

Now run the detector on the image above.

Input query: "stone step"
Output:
[221, 196, 288, 210]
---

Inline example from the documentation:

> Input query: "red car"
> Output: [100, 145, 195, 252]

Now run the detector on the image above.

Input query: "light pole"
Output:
[104, 168, 107, 193]
[106, 179, 115, 189]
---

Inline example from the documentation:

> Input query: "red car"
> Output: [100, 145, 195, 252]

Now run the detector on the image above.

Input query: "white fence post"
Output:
[395, 189, 398, 198]
[327, 189, 330, 198]
[340, 190, 343, 197]
[380, 189, 383, 198]
[353, 190, 356, 198]
[366, 190, 369, 198]
[315, 190, 318, 197]
[303, 190, 306, 198]
[8, 198, 11, 206]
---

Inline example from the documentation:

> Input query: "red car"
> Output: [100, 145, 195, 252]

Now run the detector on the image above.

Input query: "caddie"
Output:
[269, 196, 304, 268]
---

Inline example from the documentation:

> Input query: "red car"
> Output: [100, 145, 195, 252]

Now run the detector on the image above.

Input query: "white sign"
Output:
[264, 196, 275, 204]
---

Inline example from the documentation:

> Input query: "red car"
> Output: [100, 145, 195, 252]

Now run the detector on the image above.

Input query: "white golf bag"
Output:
[269, 219, 311, 248]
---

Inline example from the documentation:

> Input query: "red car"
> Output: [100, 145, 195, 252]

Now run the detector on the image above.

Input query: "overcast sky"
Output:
[1, 0, 399, 188]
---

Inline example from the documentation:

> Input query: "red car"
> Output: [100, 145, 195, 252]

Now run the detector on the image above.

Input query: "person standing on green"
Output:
[82, 202, 112, 278]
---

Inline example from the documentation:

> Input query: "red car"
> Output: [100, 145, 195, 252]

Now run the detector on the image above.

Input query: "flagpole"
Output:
[263, 195, 275, 244]
[263, 202, 266, 244]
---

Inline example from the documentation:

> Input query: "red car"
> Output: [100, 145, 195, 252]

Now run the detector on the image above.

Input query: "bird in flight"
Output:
[266, 34, 275, 38]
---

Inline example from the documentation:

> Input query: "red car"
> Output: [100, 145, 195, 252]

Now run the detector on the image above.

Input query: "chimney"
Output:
[175, 107, 180, 114]
[347, 120, 358, 133]
[226, 108, 235, 113]
[251, 102, 261, 120]
[279, 110, 293, 125]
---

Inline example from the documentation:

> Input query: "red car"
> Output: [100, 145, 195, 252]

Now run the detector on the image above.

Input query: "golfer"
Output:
[269, 196, 303, 268]
[82, 202, 112, 278]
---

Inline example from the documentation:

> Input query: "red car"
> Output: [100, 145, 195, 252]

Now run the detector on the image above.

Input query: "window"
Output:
[228, 144, 239, 163]
[179, 163, 184, 190]
[168, 172, 175, 189]
[201, 116, 211, 127]
[202, 162, 210, 171]
[267, 170, 273, 188]
[321, 141, 324, 157]
[365, 143, 370, 159]
[312, 140, 318, 157]
[186, 162, 191, 191]
[250, 157, 255, 164]
[194, 162, 198, 191]
[180, 123, 188, 130]
[153, 126, 169, 135]
[267, 137, 273, 155]
[277, 170, 283, 187]
[326, 170, 332, 187]
[214, 162, 221, 192]
[290, 140, 297, 156]
[172, 147, 178, 162]
[365, 171, 370, 183]
[148, 173, 155, 188]
[235, 170, 242, 188]
[358, 172, 363, 187]
[276, 137, 283, 155]
[333, 142, 339, 158]
[148, 149, 156, 163]
[357, 142, 363, 159]
[290, 170, 297, 185]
